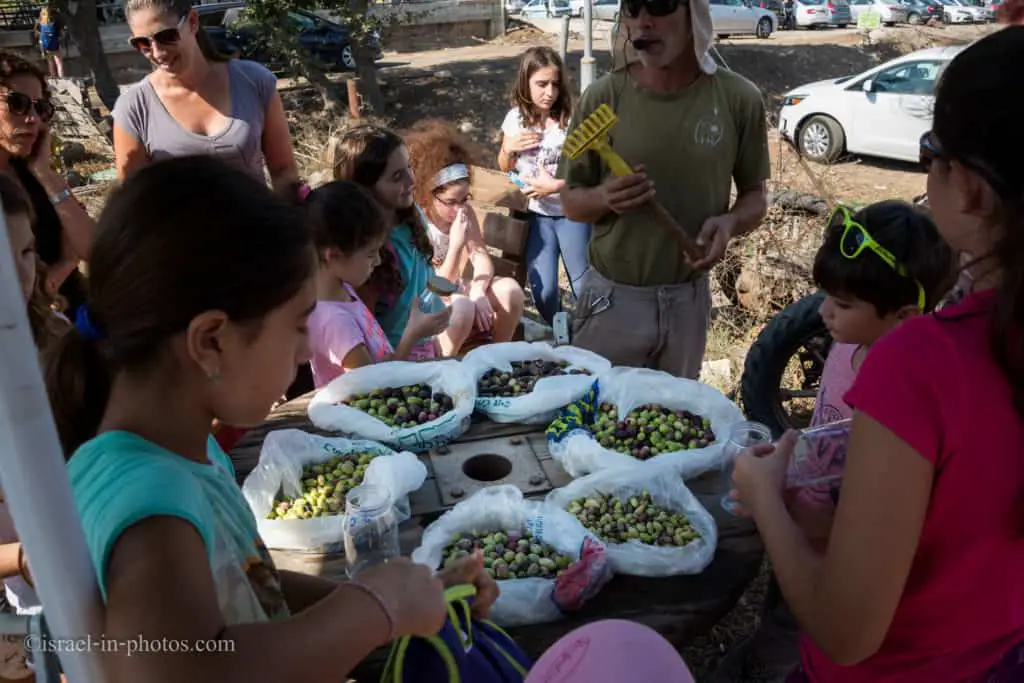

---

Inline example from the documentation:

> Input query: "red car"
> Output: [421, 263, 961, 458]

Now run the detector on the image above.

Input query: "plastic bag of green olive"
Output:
[241, 429, 427, 552]
[411, 485, 613, 627]
[546, 463, 717, 577]
[308, 360, 476, 453]
[462, 342, 612, 425]
[546, 367, 745, 479]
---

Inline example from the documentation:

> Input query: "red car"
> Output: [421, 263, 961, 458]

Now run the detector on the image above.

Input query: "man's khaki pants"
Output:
[570, 268, 711, 380]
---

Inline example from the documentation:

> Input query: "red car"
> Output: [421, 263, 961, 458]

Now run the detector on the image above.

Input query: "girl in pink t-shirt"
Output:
[731, 29, 1024, 683]
[305, 181, 450, 388]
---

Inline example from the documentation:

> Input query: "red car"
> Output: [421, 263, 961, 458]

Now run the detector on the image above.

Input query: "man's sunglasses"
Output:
[830, 204, 926, 311]
[3, 91, 55, 122]
[622, 0, 688, 19]
[129, 15, 187, 52]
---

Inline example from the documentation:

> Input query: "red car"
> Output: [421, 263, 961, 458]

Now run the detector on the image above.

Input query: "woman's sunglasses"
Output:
[129, 15, 187, 52]
[919, 130, 1011, 199]
[830, 204, 926, 311]
[622, 0, 688, 18]
[3, 91, 55, 122]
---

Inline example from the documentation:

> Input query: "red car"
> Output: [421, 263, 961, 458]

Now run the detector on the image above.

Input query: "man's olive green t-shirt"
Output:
[557, 67, 771, 287]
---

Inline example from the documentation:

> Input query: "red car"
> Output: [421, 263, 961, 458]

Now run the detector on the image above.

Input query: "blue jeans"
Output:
[524, 213, 591, 325]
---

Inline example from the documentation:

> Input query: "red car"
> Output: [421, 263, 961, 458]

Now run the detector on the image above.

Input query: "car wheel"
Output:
[756, 16, 773, 37]
[908, 11, 920, 22]
[837, 22, 848, 27]
[798, 115, 845, 163]
[341, 45, 357, 70]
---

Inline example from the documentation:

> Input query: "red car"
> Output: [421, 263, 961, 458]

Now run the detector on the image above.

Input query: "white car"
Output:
[848, 0, 909, 23]
[777, 45, 965, 164]
[948, 0, 989, 19]
[710, 0, 778, 37]
[521, 0, 573, 17]
[791, 0, 854, 27]
[935, 0, 975, 20]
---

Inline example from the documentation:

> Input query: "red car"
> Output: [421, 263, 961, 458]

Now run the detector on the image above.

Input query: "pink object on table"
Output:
[525, 620, 694, 683]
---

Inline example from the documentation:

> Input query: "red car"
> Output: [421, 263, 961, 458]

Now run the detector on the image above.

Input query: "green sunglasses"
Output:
[830, 205, 926, 311]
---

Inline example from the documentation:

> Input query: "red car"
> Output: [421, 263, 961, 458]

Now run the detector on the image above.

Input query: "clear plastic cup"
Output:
[720, 421, 773, 515]
[786, 418, 852, 492]
[342, 484, 400, 578]
[418, 274, 458, 314]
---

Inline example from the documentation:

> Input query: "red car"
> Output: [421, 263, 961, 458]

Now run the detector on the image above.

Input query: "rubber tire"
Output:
[798, 114, 845, 164]
[908, 11, 920, 23]
[756, 17, 773, 37]
[740, 292, 832, 438]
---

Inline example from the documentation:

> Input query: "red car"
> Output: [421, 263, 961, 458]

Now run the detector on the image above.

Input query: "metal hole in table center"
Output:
[462, 453, 513, 482]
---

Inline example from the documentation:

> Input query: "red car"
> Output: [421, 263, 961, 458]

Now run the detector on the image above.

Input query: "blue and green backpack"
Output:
[381, 585, 533, 683]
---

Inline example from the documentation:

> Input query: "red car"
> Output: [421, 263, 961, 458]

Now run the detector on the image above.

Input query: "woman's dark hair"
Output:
[511, 46, 573, 130]
[124, 0, 230, 63]
[932, 27, 1024, 531]
[0, 50, 49, 96]
[44, 156, 314, 455]
[813, 200, 957, 316]
[306, 180, 389, 258]
[404, 118, 479, 229]
[0, 173, 66, 348]
[326, 124, 433, 299]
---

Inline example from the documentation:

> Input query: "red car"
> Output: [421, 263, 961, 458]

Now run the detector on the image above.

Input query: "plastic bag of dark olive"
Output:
[241, 429, 427, 552]
[546, 463, 717, 577]
[462, 342, 612, 425]
[411, 485, 613, 627]
[308, 360, 476, 453]
[546, 367, 745, 479]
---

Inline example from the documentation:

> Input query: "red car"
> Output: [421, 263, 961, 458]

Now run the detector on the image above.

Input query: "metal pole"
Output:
[580, 0, 596, 92]
[558, 13, 570, 65]
[0, 208, 107, 682]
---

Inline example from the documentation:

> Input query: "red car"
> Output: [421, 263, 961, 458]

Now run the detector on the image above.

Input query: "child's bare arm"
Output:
[277, 571, 337, 614]
[0, 542, 22, 579]
[102, 516, 392, 683]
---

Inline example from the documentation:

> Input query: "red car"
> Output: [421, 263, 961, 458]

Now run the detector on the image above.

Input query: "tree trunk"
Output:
[346, 0, 385, 115]
[64, 0, 120, 111]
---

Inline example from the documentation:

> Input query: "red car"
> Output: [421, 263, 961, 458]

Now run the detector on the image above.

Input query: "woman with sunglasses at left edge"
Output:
[113, 0, 298, 194]
[0, 51, 93, 320]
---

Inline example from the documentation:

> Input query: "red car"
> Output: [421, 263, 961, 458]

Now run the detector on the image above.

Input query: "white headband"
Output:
[432, 163, 470, 190]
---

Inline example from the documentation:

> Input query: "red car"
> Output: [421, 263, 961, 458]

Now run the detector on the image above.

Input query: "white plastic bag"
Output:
[242, 429, 427, 552]
[307, 360, 475, 452]
[545, 464, 718, 576]
[546, 367, 745, 479]
[462, 342, 612, 425]
[411, 485, 613, 627]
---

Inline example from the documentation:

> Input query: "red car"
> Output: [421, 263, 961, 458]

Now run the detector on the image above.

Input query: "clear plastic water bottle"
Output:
[342, 484, 400, 577]
[418, 274, 458, 314]
[720, 421, 773, 515]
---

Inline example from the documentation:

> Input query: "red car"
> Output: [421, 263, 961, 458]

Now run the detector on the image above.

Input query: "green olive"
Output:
[478, 360, 590, 398]
[342, 385, 454, 428]
[587, 403, 715, 460]
[265, 452, 380, 520]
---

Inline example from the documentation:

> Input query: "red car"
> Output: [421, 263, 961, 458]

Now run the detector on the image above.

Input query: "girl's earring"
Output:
[207, 368, 222, 384]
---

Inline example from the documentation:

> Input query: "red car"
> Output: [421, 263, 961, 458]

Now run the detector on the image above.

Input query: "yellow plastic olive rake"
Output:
[564, 104, 705, 262]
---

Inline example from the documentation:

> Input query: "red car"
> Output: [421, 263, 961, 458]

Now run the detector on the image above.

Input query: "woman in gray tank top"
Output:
[112, 0, 297, 192]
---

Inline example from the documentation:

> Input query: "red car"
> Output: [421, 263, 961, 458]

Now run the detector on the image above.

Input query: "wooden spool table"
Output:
[230, 392, 763, 680]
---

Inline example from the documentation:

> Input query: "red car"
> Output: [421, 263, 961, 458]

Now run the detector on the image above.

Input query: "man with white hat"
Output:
[557, 0, 769, 379]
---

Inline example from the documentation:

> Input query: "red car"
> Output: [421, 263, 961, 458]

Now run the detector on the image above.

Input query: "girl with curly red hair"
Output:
[405, 119, 525, 356]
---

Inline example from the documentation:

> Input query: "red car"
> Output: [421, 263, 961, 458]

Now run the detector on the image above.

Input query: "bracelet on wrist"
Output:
[345, 581, 395, 642]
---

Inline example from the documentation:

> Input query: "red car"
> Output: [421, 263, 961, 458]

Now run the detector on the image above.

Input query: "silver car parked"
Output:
[792, 0, 852, 26]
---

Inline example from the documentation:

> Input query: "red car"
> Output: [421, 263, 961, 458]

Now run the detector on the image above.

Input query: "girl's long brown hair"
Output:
[0, 173, 69, 351]
[404, 119, 480, 230]
[511, 46, 573, 130]
[326, 124, 433, 298]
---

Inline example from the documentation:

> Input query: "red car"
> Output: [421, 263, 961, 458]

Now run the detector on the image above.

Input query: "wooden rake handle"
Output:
[646, 200, 706, 264]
